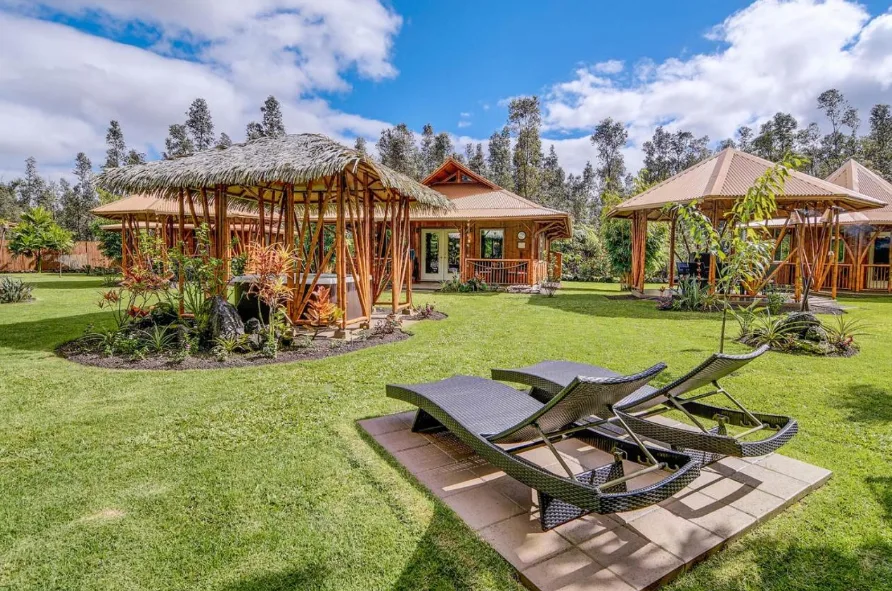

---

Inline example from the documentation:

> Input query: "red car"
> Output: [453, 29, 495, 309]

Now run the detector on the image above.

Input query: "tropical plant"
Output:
[0, 277, 34, 303]
[305, 286, 344, 339]
[137, 325, 176, 354]
[668, 153, 806, 350]
[740, 312, 806, 349]
[413, 303, 438, 319]
[7, 207, 74, 273]
[243, 243, 298, 355]
[728, 300, 766, 339]
[670, 278, 719, 312]
[823, 315, 867, 350]
[763, 284, 788, 315]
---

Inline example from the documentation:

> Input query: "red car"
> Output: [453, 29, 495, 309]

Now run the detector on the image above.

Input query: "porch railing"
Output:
[466, 259, 532, 285]
[862, 264, 891, 291]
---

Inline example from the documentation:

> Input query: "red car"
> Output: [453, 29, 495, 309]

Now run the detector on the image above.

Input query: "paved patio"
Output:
[359, 412, 831, 591]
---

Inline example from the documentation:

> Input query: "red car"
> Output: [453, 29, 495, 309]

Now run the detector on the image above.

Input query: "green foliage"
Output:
[7, 207, 74, 272]
[94, 224, 123, 262]
[823, 315, 867, 350]
[668, 278, 719, 312]
[139, 325, 177, 354]
[764, 284, 787, 315]
[728, 300, 766, 339]
[741, 312, 805, 349]
[0, 277, 34, 303]
[551, 225, 612, 281]
[440, 274, 491, 293]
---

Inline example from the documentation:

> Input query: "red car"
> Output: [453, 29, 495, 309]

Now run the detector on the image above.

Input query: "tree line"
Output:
[0, 96, 287, 241]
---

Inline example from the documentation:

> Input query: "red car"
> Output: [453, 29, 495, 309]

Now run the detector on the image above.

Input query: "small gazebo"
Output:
[609, 148, 884, 299]
[98, 134, 452, 329]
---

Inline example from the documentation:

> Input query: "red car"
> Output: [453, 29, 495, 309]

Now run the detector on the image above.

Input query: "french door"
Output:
[420, 229, 460, 281]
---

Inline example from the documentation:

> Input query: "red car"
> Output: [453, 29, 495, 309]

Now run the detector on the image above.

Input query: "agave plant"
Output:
[728, 300, 766, 340]
[823, 315, 867, 349]
[0, 277, 34, 303]
[742, 312, 807, 349]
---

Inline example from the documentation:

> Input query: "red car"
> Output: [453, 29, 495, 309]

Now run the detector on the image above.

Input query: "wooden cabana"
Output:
[760, 159, 892, 294]
[98, 134, 452, 329]
[609, 148, 884, 299]
[414, 158, 571, 285]
[91, 194, 270, 269]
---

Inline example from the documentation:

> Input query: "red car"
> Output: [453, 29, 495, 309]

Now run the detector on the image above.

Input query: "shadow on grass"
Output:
[219, 563, 331, 591]
[835, 384, 892, 424]
[526, 292, 718, 321]
[24, 279, 105, 290]
[0, 311, 112, 352]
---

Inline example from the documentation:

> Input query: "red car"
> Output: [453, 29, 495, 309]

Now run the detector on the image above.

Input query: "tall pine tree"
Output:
[865, 104, 892, 177]
[509, 96, 543, 199]
[590, 118, 627, 192]
[185, 98, 215, 151]
[353, 136, 368, 156]
[466, 143, 488, 177]
[376, 124, 421, 179]
[487, 126, 513, 189]
[61, 153, 97, 240]
[539, 146, 566, 211]
[17, 157, 45, 209]
[261, 96, 286, 138]
[104, 120, 127, 169]
[163, 124, 194, 159]
[419, 124, 437, 176]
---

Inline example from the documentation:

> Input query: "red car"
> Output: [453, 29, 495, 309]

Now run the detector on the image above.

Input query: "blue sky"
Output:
[335, 1, 758, 135]
[1, 0, 891, 178]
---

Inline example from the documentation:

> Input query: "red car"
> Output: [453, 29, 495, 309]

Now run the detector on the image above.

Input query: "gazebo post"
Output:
[668, 215, 677, 289]
[794, 214, 804, 302]
[707, 202, 717, 293]
[364, 175, 375, 320]
[336, 174, 347, 333]
[284, 183, 296, 321]
[630, 210, 647, 292]
[177, 188, 185, 315]
[831, 208, 841, 299]
[258, 187, 266, 247]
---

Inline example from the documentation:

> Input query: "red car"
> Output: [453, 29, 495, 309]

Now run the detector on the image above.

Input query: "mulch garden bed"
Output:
[407, 311, 448, 321]
[58, 330, 411, 371]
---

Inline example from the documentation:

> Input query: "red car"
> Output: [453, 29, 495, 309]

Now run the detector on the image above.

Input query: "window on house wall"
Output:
[480, 229, 504, 259]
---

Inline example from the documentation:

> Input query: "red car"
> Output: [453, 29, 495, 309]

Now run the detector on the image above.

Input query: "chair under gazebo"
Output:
[97, 134, 452, 330]
[609, 148, 884, 300]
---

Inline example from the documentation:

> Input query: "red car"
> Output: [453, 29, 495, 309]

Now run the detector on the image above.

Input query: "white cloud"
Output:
[542, 0, 892, 173]
[457, 120, 472, 128]
[0, 0, 402, 177]
[592, 59, 624, 74]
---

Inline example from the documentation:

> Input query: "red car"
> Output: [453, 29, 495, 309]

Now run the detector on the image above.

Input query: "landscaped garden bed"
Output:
[58, 322, 411, 370]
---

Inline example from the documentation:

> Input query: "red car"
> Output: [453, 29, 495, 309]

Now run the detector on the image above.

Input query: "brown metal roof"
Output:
[825, 159, 892, 225]
[610, 148, 885, 220]
[418, 159, 571, 238]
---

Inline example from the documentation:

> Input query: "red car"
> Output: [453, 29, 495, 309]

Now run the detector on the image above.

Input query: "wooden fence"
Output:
[0, 241, 115, 273]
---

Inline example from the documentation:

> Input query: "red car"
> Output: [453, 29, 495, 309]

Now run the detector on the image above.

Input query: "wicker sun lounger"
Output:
[493, 346, 798, 466]
[386, 365, 701, 530]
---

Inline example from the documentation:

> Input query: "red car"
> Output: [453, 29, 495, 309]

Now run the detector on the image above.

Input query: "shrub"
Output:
[669, 278, 719, 312]
[0, 277, 34, 303]
[413, 303, 437, 319]
[823, 316, 867, 352]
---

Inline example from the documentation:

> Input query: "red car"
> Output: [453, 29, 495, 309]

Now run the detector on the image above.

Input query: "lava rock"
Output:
[779, 311, 821, 337]
[208, 296, 245, 341]
[244, 317, 262, 335]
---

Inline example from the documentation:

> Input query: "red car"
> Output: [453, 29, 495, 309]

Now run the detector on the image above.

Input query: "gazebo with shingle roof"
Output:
[608, 148, 884, 298]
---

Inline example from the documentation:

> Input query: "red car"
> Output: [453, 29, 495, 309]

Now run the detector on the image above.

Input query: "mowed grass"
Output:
[0, 274, 890, 591]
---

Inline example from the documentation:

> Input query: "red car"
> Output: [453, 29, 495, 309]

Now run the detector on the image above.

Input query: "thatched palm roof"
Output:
[98, 133, 452, 210]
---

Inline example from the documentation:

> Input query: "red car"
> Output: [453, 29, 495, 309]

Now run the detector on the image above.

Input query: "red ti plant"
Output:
[244, 243, 298, 342]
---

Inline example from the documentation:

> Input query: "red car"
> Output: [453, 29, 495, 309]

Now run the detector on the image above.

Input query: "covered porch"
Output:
[413, 158, 571, 286]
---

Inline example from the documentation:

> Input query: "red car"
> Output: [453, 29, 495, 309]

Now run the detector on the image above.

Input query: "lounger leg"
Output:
[538, 459, 626, 531]
[411, 409, 446, 434]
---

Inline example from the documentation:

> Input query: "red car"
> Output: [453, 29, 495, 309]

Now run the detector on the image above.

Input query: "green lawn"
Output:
[0, 275, 890, 590]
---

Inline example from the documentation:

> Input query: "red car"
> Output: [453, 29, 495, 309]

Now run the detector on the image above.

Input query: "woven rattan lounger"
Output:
[493, 346, 798, 465]
[386, 365, 701, 530]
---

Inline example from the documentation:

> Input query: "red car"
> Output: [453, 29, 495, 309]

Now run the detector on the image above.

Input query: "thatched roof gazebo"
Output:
[609, 148, 884, 298]
[98, 134, 452, 328]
